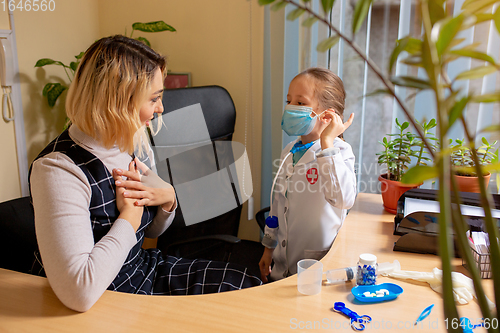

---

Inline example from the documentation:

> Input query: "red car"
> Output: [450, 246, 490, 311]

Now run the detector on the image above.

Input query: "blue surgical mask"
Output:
[281, 105, 323, 136]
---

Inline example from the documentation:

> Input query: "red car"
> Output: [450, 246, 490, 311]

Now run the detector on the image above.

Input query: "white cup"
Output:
[297, 259, 323, 295]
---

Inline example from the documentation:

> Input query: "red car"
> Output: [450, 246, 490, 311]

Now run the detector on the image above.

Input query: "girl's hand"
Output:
[114, 158, 176, 212]
[259, 247, 274, 283]
[113, 160, 144, 231]
[320, 111, 354, 149]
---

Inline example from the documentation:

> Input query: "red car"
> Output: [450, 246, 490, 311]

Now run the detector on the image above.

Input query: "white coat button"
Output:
[282, 240, 286, 247]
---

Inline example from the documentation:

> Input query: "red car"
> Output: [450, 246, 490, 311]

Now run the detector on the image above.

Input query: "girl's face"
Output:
[139, 68, 164, 126]
[286, 75, 320, 114]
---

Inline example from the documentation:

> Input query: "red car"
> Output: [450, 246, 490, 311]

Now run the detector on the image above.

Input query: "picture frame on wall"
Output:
[164, 72, 191, 89]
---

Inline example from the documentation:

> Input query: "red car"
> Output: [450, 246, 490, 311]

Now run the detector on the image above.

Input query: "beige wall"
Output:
[6, 0, 264, 241]
[14, 0, 100, 165]
[0, 11, 21, 202]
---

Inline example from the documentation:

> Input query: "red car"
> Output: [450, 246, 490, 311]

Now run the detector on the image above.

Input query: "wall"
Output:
[14, 0, 100, 166]
[0, 11, 21, 202]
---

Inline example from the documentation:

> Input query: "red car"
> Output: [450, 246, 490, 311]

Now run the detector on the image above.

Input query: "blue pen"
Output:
[415, 304, 434, 325]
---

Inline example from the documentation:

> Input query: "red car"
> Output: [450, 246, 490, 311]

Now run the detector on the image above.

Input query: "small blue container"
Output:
[351, 283, 404, 303]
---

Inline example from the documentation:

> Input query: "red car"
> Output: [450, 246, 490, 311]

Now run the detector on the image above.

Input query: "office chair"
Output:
[0, 196, 40, 275]
[153, 85, 264, 276]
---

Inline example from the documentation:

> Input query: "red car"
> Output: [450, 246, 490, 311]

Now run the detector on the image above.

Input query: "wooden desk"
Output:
[0, 193, 492, 332]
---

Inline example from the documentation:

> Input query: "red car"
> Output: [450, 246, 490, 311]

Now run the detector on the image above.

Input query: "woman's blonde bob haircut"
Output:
[66, 35, 166, 154]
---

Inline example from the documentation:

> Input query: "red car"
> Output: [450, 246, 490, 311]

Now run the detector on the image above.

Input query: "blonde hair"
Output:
[296, 67, 346, 138]
[66, 35, 166, 154]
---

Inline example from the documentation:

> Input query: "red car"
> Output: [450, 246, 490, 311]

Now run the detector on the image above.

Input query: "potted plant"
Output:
[259, 0, 500, 330]
[34, 21, 175, 113]
[377, 118, 437, 213]
[450, 137, 498, 193]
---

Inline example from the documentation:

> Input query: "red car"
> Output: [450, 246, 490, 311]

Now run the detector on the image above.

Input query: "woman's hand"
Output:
[112, 161, 144, 231]
[114, 158, 176, 212]
[259, 247, 274, 283]
[320, 111, 355, 149]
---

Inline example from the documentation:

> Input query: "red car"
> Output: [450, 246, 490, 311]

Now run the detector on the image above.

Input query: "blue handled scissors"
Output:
[333, 302, 372, 331]
[460, 318, 484, 333]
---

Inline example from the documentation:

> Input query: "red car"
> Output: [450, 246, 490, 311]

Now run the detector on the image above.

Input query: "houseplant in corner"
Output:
[377, 118, 437, 213]
[450, 137, 498, 193]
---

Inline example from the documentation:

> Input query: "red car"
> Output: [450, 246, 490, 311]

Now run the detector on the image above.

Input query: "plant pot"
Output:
[378, 174, 422, 214]
[454, 173, 491, 193]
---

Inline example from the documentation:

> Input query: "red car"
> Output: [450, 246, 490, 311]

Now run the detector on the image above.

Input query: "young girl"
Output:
[259, 67, 356, 282]
[30, 35, 261, 312]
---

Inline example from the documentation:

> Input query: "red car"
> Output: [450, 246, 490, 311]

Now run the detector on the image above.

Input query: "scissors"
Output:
[333, 302, 372, 331]
[460, 318, 484, 333]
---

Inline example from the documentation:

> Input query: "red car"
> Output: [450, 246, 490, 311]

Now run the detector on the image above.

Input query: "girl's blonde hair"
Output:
[296, 67, 346, 138]
[66, 35, 166, 154]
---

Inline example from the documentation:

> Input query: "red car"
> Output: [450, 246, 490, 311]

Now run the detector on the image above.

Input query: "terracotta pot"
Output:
[454, 173, 491, 193]
[378, 174, 422, 214]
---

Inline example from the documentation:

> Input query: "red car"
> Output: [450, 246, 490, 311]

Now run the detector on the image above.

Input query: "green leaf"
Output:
[75, 52, 85, 60]
[475, 13, 494, 24]
[69, 61, 78, 72]
[321, 0, 335, 14]
[352, 0, 373, 35]
[454, 65, 498, 81]
[400, 55, 423, 67]
[35, 58, 64, 67]
[494, 6, 500, 35]
[435, 15, 464, 55]
[258, 0, 275, 5]
[271, 1, 287, 11]
[42, 83, 67, 107]
[462, 0, 497, 14]
[472, 92, 500, 103]
[388, 37, 422, 74]
[449, 49, 497, 66]
[428, 0, 446, 26]
[448, 96, 469, 129]
[316, 35, 340, 52]
[480, 124, 500, 133]
[302, 16, 319, 28]
[286, 8, 306, 21]
[391, 76, 432, 90]
[132, 21, 176, 33]
[401, 165, 437, 184]
[364, 89, 393, 98]
[135, 37, 151, 47]
[483, 161, 500, 173]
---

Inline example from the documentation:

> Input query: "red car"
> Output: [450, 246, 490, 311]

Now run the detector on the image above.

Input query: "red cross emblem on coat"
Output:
[306, 168, 318, 185]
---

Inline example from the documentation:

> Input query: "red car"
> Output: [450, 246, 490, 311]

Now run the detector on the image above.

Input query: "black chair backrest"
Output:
[155, 86, 242, 258]
[0, 196, 38, 274]
[160, 85, 236, 141]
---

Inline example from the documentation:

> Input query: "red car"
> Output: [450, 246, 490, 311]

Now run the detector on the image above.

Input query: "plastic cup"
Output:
[297, 259, 323, 295]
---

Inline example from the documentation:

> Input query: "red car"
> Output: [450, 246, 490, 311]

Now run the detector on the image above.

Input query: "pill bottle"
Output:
[356, 253, 377, 285]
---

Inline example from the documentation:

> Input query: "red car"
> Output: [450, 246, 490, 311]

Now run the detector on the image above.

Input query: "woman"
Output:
[30, 35, 261, 312]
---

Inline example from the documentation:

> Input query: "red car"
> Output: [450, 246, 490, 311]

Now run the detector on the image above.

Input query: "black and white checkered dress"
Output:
[31, 129, 261, 295]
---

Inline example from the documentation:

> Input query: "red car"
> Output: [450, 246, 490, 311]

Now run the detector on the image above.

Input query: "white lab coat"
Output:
[264, 138, 356, 280]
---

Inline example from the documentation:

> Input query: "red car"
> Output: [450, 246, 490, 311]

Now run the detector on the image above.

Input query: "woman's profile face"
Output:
[139, 68, 164, 127]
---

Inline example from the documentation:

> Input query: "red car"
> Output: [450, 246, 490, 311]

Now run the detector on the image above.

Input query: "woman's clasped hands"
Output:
[113, 158, 176, 231]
